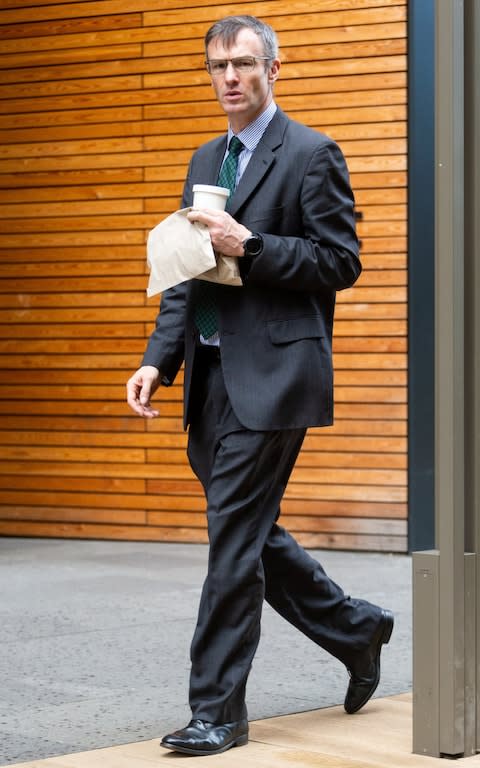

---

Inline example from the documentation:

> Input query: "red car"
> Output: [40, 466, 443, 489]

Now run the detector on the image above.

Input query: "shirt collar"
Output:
[227, 101, 277, 152]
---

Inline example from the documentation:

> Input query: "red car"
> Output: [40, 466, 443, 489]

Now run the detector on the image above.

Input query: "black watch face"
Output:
[246, 235, 261, 255]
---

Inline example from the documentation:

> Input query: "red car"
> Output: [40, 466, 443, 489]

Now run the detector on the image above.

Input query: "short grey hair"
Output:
[204, 15, 279, 60]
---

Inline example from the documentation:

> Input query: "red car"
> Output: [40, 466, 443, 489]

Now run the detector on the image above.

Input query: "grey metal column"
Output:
[464, 0, 480, 752]
[412, 0, 480, 758]
[435, 0, 467, 756]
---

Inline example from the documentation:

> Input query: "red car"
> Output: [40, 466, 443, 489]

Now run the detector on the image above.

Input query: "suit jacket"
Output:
[142, 107, 361, 431]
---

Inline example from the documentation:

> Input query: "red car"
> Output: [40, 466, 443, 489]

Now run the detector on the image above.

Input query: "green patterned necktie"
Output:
[194, 136, 244, 339]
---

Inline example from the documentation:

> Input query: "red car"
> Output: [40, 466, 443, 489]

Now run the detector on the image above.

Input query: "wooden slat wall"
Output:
[0, 0, 407, 551]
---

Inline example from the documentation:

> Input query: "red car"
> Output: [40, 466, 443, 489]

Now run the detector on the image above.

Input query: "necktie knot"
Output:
[228, 135, 244, 159]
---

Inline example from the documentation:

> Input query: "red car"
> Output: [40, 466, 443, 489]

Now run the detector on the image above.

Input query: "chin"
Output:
[222, 101, 245, 112]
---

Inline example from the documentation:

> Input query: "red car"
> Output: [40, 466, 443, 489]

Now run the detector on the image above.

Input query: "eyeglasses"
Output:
[205, 56, 271, 75]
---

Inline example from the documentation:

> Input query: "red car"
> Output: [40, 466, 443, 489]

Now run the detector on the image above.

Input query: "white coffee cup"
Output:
[192, 184, 230, 211]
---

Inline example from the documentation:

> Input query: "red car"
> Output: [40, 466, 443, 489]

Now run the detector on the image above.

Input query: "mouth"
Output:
[224, 90, 243, 101]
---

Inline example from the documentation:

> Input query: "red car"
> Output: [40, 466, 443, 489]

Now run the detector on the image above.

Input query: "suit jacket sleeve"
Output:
[141, 281, 187, 385]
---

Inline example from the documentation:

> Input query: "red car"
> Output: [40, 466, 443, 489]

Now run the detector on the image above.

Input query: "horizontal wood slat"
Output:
[0, 0, 408, 552]
[0, 0, 405, 25]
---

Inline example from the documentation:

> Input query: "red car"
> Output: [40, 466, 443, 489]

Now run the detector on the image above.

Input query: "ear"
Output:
[268, 57, 281, 85]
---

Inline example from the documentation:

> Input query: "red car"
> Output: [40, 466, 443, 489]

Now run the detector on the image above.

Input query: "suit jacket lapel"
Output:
[206, 137, 228, 186]
[228, 108, 288, 217]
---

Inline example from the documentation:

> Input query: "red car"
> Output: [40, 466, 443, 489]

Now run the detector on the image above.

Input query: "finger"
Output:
[142, 405, 160, 418]
[187, 209, 208, 225]
[127, 394, 159, 419]
[127, 396, 144, 416]
[136, 403, 159, 418]
[139, 384, 152, 406]
[126, 378, 148, 414]
[127, 390, 146, 416]
[126, 377, 141, 401]
[188, 208, 223, 225]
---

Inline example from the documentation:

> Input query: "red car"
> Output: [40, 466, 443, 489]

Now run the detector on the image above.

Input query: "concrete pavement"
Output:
[0, 538, 411, 765]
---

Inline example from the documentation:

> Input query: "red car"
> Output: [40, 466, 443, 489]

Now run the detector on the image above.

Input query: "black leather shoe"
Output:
[344, 608, 394, 714]
[160, 718, 248, 755]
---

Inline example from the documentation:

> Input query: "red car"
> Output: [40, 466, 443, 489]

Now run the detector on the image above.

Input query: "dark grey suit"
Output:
[142, 108, 383, 723]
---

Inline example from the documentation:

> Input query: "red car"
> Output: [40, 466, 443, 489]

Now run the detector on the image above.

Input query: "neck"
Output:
[228, 94, 273, 134]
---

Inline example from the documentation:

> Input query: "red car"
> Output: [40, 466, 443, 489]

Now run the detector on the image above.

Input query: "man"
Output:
[126, 15, 393, 757]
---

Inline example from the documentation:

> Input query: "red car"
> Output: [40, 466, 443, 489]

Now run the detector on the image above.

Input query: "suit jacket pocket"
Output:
[267, 315, 325, 344]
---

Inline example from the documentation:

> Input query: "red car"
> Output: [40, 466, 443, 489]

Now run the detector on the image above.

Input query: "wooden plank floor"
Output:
[8, 694, 480, 768]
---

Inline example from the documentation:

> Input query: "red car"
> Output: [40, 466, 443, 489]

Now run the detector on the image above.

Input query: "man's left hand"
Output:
[187, 209, 250, 257]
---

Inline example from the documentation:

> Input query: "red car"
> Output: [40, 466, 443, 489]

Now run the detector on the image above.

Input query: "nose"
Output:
[224, 61, 239, 81]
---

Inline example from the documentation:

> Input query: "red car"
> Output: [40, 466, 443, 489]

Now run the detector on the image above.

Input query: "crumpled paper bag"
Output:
[146, 208, 242, 297]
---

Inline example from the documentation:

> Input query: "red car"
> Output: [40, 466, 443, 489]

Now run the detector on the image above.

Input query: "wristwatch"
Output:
[243, 232, 263, 258]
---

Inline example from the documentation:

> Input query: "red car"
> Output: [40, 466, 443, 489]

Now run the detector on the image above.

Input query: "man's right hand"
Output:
[126, 365, 161, 418]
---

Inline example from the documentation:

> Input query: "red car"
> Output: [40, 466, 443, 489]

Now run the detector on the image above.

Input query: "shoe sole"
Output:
[345, 609, 394, 715]
[160, 734, 248, 756]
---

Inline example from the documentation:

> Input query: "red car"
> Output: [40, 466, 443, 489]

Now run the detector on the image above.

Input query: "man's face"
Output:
[206, 28, 280, 132]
